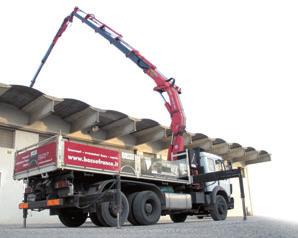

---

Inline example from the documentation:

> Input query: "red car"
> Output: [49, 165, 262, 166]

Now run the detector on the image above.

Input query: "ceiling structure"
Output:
[0, 83, 271, 166]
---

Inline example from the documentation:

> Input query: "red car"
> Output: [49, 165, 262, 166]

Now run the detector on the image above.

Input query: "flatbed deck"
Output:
[14, 136, 191, 185]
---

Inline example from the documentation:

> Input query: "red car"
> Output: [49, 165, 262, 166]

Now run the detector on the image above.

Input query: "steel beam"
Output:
[67, 107, 100, 132]
[190, 138, 213, 150]
[223, 147, 245, 160]
[103, 117, 137, 139]
[233, 150, 258, 163]
[245, 153, 271, 165]
[134, 126, 166, 145]
[210, 141, 229, 155]
[23, 95, 62, 124]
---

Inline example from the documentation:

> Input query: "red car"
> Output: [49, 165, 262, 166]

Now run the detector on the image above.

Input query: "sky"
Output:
[0, 0, 298, 222]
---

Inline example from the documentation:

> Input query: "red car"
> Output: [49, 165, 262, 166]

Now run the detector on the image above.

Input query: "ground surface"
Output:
[0, 217, 297, 238]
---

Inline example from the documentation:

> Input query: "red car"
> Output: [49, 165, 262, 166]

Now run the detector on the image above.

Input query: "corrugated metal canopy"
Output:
[0, 85, 42, 109]
[0, 83, 271, 166]
[54, 98, 89, 119]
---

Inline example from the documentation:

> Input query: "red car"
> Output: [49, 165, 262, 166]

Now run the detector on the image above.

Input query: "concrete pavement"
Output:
[0, 217, 297, 238]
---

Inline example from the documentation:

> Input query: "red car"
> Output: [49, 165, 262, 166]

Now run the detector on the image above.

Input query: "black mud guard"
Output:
[211, 186, 228, 205]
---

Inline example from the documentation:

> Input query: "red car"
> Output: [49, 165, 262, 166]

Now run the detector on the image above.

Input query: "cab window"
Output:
[207, 158, 215, 172]
[215, 160, 224, 171]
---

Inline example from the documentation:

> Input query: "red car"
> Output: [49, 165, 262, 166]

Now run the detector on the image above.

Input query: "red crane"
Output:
[30, 7, 186, 161]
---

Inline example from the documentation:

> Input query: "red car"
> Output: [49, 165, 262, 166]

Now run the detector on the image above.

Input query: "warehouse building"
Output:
[0, 83, 271, 224]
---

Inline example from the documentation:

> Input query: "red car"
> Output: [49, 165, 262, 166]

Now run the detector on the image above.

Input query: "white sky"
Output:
[1, 0, 298, 222]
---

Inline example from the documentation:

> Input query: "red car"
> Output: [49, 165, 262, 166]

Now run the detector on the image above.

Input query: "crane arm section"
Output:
[30, 7, 186, 161]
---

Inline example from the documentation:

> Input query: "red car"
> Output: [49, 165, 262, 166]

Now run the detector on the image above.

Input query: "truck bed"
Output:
[14, 136, 191, 185]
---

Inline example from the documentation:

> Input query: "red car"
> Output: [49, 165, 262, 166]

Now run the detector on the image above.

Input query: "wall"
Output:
[0, 147, 23, 224]
[0, 130, 59, 224]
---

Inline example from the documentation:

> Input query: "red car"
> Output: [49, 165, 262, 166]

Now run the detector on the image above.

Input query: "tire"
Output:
[132, 191, 161, 225]
[170, 213, 187, 223]
[98, 191, 129, 227]
[90, 212, 104, 226]
[127, 192, 139, 225]
[58, 208, 87, 227]
[210, 195, 228, 221]
[95, 206, 109, 226]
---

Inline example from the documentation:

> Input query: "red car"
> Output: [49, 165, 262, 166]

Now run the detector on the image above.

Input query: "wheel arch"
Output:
[211, 186, 229, 204]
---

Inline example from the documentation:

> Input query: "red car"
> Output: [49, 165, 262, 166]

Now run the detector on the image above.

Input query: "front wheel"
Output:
[210, 195, 228, 221]
[58, 208, 87, 227]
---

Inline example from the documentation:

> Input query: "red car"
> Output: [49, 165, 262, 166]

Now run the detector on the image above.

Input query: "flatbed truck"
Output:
[15, 135, 245, 227]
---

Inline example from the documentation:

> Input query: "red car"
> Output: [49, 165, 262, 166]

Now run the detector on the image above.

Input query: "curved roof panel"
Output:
[54, 98, 89, 119]
[212, 138, 226, 145]
[230, 143, 242, 149]
[0, 85, 42, 109]
[136, 119, 159, 131]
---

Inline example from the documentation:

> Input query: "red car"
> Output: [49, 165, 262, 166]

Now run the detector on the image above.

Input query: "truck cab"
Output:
[187, 151, 234, 221]
[200, 152, 231, 196]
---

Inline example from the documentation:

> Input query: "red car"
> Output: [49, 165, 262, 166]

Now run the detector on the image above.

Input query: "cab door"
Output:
[203, 157, 217, 193]
[215, 159, 231, 196]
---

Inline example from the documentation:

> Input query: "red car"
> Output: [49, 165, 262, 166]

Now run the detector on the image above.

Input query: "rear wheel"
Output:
[127, 192, 139, 225]
[95, 206, 108, 226]
[210, 195, 228, 221]
[98, 191, 129, 227]
[132, 191, 161, 225]
[90, 212, 104, 226]
[58, 208, 87, 227]
[170, 213, 187, 223]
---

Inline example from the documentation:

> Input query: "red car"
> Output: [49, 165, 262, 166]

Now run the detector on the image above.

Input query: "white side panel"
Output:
[0, 128, 14, 148]
[14, 130, 39, 150]
[0, 148, 58, 224]
[0, 148, 23, 224]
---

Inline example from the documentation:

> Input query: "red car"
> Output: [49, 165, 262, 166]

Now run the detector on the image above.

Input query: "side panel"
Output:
[14, 137, 190, 184]
[63, 141, 120, 172]
[14, 142, 57, 177]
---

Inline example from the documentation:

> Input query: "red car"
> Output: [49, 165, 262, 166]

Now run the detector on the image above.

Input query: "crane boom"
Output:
[30, 7, 186, 161]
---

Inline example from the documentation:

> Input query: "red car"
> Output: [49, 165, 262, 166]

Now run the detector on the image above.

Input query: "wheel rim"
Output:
[108, 198, 126, 218]
[145, 202, 153, 215]
[109, 202, 118, 217]
[217, 199, 226, 215]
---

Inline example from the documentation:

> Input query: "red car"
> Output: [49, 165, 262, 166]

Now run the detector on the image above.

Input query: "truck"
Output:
[15, 7, 246, 227]
[15, 135, 244, 227]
